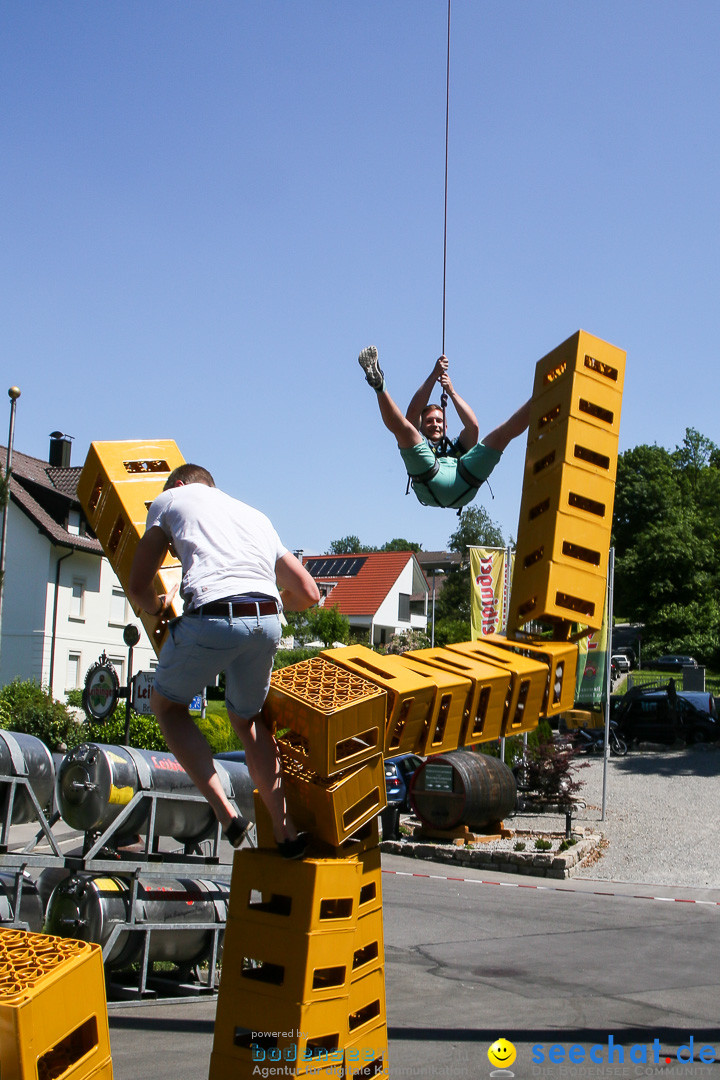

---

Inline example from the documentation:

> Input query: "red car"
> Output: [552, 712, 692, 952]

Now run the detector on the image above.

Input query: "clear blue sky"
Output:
[2, 1, 718, 555]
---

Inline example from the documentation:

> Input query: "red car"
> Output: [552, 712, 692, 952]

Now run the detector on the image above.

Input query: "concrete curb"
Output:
[380, 832, 604, 879]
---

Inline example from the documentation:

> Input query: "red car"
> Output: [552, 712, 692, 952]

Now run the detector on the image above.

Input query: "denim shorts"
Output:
[153, 612, 282, 718]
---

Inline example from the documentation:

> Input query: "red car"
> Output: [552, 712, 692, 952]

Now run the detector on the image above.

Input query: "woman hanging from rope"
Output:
[358, 346, 531, 510]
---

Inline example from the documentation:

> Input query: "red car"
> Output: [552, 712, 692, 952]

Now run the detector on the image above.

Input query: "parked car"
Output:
[653, 654, 698, 672]
[384, 753, 424, 811]
[615, 686, 718, 745]
[611, 654, 631, 674]
[614, 646, 637, 668]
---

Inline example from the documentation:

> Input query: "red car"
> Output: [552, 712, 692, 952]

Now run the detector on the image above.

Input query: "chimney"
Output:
[49, 431, 73, 468]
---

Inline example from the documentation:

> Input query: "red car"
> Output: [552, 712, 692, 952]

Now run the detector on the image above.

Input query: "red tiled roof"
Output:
[304, 551, 420, 617]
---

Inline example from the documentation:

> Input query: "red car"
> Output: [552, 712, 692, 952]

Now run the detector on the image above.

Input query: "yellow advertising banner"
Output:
[470, 547, 512, 639]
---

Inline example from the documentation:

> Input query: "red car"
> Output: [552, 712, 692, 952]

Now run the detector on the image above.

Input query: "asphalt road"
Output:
[106, 851, 720, 1079]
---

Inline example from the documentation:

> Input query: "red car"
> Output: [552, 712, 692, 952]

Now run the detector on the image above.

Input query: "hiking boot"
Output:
[358, 346, 385, 392]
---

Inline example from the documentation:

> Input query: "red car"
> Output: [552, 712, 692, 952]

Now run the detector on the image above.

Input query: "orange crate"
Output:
[227, 850, 363, 933]
[351, 909, 384, 982]
[281, 753, 386, 848]
[481, 634, 578, 717]
[445, 641, 546, 737]
[530, 368, 622, 438]
[405, 648, 509, 745]
[0, 929, 111, 1080]
[525, 414, 620, 485]
[532, 330, 626, 398]
[508, 558, 607, 634]
[356, 847, 382, 918]
[514, 507, 611, 582]
[395, 655, 472, 756]
[219, 918, 356, 1003]
[519, 462, 616, 531]
[347, 968, 386, 1040]
[322, 646, 437, 756]
[264, 658, 386, 778]
[212, 992, 349, 1075]
[343, 1019, 389, 1080]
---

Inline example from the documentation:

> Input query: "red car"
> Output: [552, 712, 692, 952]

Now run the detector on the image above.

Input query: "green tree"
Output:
[328, 536, 376, 554]
[287, 605, 350, 648]
[380, 538, 422, 552]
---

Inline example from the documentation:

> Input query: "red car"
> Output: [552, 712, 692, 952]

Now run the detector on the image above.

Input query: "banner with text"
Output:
[470, 547, 512, 639]
[575, 596, 609, 704]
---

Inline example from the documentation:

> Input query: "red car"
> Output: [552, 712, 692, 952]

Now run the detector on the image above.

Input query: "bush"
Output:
[274, 648, 323, 670]
[0, 679, 80, 751]
[534, 838, 552, 851]
[82, 708, 169, 751]
[382, 629, 431, 655]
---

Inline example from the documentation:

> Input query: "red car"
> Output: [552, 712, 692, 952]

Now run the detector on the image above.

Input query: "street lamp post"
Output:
[0, 387, 22, 633]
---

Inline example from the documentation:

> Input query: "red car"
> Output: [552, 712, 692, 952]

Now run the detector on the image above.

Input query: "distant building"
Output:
[303, 551, 429, 647]
[0, 435, 157, 698]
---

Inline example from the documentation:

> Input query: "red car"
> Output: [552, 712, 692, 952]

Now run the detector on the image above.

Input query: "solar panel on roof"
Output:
[306, 556, 366, 578]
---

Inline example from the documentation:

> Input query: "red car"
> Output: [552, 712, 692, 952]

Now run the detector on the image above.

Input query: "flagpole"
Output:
[601, 547, 615, 821]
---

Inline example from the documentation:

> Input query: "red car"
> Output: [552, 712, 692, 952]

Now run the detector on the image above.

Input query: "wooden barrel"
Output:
[409, 750, 516, 830]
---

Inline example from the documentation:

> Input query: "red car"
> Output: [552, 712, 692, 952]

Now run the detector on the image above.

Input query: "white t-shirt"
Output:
[145, 484, 288, 610]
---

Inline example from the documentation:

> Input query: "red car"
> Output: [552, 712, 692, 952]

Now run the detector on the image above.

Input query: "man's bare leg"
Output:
[151, 691, 240, 831]
[482, 399, 531, 453]
[229, 711, 298, 844]
[359, 346, 423, 450]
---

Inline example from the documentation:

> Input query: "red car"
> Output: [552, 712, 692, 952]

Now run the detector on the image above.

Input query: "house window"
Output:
[398, 593, 410, 622]
[109, 588, 128, 626]
[66, 653, 81, 690]
[67, 510, 82, 536]
[69, 580, 85, 620]
[109, 657, 125, 684]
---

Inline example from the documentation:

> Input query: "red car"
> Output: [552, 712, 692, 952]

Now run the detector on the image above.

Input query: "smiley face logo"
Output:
[488, 1038, 517, 1069]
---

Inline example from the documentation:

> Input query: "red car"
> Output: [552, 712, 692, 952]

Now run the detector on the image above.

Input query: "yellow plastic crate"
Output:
[394, 655, 472, 756]
[212, 992, 349, 1075]
[281, 753, 386, 848]
[532, 329, 626, 398]
[446, 641, 546, 737]
[347, 968, 386, 1041]
[343, 1019, 389, 1080]
[227, 850, 363, 933]
[264, 657, 386, 779]
[481, 634, 578, 717]
[219, 918, 356, 1003]
[405, 648, 509, 745]
[508, 557, 608, 633]
[0, 929, 111, 1080]
[356, 847, 382, 918]
[77, 439, 184, 511]
[320, 816, 380, 859]
[515, 507, 611, 582]
[322, 646, 437, 756]
[531, 368, 623, 438]
[351, 909, 384, 983]
[525, 414, 620, 485]
[519, 462, 616, 531]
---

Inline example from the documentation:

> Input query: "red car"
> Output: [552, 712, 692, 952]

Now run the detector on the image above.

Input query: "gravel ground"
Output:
[513, 742, 720, 888]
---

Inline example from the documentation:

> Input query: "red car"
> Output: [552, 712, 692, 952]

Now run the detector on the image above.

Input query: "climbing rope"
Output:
[440, 0, 451, 434]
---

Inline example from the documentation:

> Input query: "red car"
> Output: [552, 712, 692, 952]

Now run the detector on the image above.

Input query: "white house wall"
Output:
[0, 503, 157, 699]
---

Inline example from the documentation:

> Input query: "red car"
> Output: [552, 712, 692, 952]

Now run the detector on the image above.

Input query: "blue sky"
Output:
[2, 1, 718, 556]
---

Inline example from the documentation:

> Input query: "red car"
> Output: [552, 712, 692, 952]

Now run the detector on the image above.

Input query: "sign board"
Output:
[82, 657, 120, 721]
[133, 670, 156, 715]
[189, 695, 203, 712]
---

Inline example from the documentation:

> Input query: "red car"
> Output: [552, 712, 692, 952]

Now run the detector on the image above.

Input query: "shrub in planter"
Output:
[0, 679, 80, 752]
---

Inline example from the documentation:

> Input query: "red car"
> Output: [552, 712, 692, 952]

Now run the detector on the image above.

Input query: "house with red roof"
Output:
[303, 551, 429, 647]
[0, 435, 158, 699]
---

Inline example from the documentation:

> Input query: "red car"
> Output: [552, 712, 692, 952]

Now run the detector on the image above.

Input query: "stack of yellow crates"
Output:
[0, 928, 112, 1078]
[77, 440, 186, 654]
[508, 330, 625, 634]
[210, 657, 390, 1079]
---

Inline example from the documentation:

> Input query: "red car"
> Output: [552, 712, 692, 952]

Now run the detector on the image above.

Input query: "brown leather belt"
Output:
[194, 598, 279, 617]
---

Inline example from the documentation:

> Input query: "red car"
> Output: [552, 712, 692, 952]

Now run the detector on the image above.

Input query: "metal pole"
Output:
[124, 643, 134, 745]
[601, 547, 615, 821]
[431, 570, 436, 647]
[0, 387, 22, 629]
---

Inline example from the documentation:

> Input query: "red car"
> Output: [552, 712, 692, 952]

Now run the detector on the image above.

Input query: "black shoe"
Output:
[276, 832, 310, 860]
[224, 815, 252, 848]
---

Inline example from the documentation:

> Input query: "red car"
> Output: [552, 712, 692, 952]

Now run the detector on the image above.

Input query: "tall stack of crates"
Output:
[210, 656, 390, 1079]
[0, 928, 112, 1078]
[77, 440, 186, 654]
[508, 330, 625, 635]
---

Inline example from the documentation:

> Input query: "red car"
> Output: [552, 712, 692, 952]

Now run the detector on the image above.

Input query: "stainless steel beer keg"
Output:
[0, 729, 55, 824]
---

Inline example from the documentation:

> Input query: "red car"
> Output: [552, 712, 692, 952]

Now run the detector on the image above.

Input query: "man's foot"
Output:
[224, 814, 252, 848]
[358, 346, 385, 392]
[276, 831, 310, 860]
